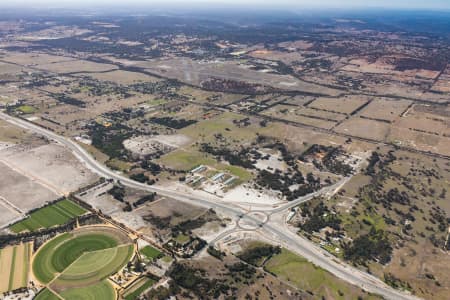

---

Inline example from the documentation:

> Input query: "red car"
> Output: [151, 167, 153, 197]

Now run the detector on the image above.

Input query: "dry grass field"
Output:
[131, 57, 342, 95]
[387, 127, 450, 156]
[394, 105, 449, 135]
[137, 197, 206, 228]
[260, 104, 346, 129]
[76, 70, 161, 85]
[319, 149, 450, 300]
[0, 242, 31, 293]
[177, 85, 246, 106]
[248, 49, 307, 64]
[334, 117, 391, 141]
[359, 98, 412, 122]
[308, 95, 370, 114]
[0, 119, 30, 143]
[36, 59, 118, 74]
[173, 254, 307, 299]
[0, 52, 73, 66]
[343, 56, 440, 79]
[0, 61, 28, 77]
[431, 66, 450, 93]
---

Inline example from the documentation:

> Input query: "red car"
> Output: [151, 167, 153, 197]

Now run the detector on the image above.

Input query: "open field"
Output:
[158, 148, 216, 171]
[304, 149, 450, 299]
[51, 244, 133, 291]
[359, 98, 412, 122]
[59, 279, 115, 300]
[10, 199, 86, 233]
[137, 197, 206, 228]
[158, 150, 253, 183]
[32, 233, 73, 284]
[130, 57, 342, 95]
[0, 160, 58, 215]
[387, 127, 450, 156]
[262, 104, 347, 122]
[0, 61, 29, 77]
[32, 226, 132, 284]
[340, 57, 440, 79]
[177, 85, 246, 106]
[249, 48, 308, 64]
[76, 69, 161, 85]
[334, 117, 391, 141]
[308, 95, 370, 114]
[0, 52, 74, 66]
[0, 242, 31, 293]
[393, 104, 450, 136]
[76, 182, 125, 215]
[157, 111, 276, 177]
[35, 59, 118, 74]
[265, 248, 381, 300]
[0, 119, 30, 143]
[0, 143, 98, 195]
[123, 134, 192, 157]
[0, 12, 449, 300]
[123, 277, 156, 300]
[260, 104, 339, 129]
[34, 288, 61, 300]
[0, 202, 21, 229]
[171, 253, 310, 299]
[140, 245, 163, 261]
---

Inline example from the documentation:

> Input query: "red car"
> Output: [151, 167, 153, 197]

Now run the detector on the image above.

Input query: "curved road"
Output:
[0, 112, 421, 300]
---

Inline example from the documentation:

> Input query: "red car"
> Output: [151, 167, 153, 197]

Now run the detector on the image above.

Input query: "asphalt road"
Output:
[0, 112, 421, 300]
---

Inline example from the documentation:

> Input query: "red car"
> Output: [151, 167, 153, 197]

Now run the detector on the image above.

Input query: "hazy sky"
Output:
[2, 0, 450, 10]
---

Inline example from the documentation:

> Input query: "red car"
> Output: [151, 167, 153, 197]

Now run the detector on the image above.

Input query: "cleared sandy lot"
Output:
[0, 161, 58, 213]
[124, 134, 192, 156]
[223, 185, 283, 206]
[77, 182, 125, 215]
[0, 201, 21, 229]
[0, 143, 98, 194]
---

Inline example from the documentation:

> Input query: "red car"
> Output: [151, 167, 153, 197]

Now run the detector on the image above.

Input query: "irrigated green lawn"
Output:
[52, 245, 133, 289]
[174, 234, 190, 245]
[32, 233, 119, 284]
[158, 149, 217, 171]
[33, 229, 134, 300]
[34, 288, 60, 300]
[140, 245, 162, 261]
[33, 233, 72, 284]
[50, 234, 118, 272]
[16, 105, 36, 114]
[59, 248, 119, 278]
[60, 280, 115, 300]
[10, 199, 86, 233]
[124, 277, 156, 300]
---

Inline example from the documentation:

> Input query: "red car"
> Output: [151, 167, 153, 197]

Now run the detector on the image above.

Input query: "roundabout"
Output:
[238, 211, 269, 230]
[33, 226, 134, 300]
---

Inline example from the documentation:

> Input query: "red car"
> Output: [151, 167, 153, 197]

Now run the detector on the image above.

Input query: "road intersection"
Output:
[0, 112, 421, 300]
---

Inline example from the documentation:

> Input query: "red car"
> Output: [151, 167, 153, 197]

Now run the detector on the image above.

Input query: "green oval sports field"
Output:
[32, 226, 134, 300]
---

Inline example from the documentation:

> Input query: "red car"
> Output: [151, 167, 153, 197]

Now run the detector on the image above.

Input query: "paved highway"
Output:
[0, 112, 421, 300]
